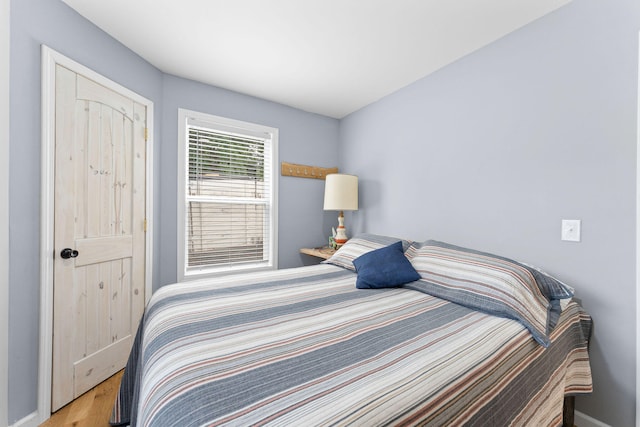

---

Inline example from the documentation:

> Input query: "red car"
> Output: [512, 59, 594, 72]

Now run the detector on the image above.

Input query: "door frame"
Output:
[636, 31, 640, 427]
[37, 45, 154, 424]
[0, 0, 9, 425]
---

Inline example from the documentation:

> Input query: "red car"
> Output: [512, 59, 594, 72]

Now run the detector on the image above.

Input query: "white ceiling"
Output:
[62, 0, 571, 119]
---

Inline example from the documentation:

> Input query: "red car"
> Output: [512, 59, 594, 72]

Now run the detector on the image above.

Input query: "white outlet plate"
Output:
[561, 219, 581, 242]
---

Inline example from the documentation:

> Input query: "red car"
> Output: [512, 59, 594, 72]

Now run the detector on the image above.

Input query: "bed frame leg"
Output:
[562, 396, 575, 427]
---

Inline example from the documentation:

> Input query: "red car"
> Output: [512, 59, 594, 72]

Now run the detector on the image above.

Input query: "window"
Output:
[178, 109, 278, 279]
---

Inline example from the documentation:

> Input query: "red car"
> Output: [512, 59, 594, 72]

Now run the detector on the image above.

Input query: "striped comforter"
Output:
[111, 264, 592, 427]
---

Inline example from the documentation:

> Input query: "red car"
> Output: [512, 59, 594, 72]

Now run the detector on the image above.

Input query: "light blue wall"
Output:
[8, 0, 339, 423]
[340, 0, 640, 425]
[9, 0, 163, 421]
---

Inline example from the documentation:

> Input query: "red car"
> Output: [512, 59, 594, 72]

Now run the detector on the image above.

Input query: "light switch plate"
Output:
[561, 219, 581, 242]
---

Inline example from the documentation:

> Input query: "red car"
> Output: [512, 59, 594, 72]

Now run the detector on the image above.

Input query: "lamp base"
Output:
[334, 211, 348, 247]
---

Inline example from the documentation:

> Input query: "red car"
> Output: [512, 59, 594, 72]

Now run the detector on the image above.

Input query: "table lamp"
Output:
[323, 173, 358, 247]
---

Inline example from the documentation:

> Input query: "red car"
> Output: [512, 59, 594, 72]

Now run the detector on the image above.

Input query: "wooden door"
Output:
[52, 64, 146, 411]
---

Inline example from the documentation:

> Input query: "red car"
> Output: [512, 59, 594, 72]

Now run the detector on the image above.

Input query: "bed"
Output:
[111, 235, 592, 427]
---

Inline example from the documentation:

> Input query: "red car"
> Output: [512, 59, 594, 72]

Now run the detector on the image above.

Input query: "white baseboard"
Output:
[575, 410, 612, 427]
[9, 412, 38, 427]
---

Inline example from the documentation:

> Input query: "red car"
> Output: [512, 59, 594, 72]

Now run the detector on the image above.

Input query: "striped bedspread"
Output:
[111, 264, 592, 427]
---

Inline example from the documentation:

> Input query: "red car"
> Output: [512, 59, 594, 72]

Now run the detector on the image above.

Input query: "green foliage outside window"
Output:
[188, 129, 265, 181]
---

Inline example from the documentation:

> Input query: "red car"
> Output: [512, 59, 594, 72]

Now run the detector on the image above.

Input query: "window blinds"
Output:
[186, 124, 273, 271]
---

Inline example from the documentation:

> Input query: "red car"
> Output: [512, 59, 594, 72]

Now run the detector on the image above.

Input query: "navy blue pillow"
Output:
[352, 241, 421, 289]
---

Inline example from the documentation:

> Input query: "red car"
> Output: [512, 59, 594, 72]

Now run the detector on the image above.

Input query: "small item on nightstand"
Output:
[329, 228, 338, 249]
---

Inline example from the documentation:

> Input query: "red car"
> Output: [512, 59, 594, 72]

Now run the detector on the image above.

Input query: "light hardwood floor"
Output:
[40, 370, 123, 427]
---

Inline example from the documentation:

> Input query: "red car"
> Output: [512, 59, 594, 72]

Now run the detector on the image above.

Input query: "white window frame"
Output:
[177, 109, 278, 281]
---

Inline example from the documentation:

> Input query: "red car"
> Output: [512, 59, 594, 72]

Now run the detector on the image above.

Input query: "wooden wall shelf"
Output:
[281, 162, 338, 180]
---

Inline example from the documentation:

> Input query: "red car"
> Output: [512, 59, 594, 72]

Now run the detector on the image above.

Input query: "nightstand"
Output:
[299, 246, 336, 260]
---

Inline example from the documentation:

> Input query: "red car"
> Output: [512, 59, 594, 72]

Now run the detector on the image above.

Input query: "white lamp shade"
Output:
[323, 174, 358, 211]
